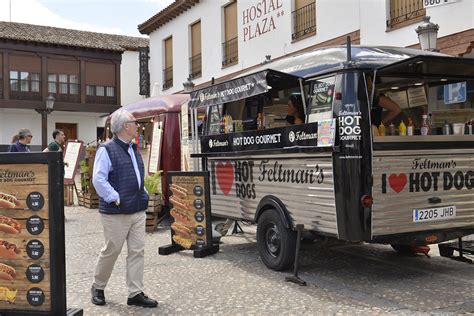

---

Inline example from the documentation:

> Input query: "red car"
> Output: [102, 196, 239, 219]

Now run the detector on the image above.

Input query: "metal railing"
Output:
[86, 95, 117, 105]
[10, 91, 42, 101]
[162, 66, 173, 90]
[189, 54, 202, 79]
[292, 2, 316, 40]
[222, 37, 238, 67]
[387, 0, 425, 28]
[55, 93, 81, 103]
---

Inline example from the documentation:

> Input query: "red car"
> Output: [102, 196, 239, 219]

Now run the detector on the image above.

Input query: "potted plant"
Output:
[144, 171, 163, 212]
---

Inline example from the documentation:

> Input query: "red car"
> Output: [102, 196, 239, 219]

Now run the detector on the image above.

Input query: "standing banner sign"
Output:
[159, 171, 219, 258]
[63, 141, 84, 185]
[0, 152, 82, 315]
[148, 120, 163, 174]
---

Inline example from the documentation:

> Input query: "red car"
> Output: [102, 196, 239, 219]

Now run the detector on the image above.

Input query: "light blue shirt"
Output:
[92, 140, 141, 204]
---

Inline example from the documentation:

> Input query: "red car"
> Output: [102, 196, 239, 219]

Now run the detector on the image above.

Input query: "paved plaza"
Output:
[65, 205, 474, 315]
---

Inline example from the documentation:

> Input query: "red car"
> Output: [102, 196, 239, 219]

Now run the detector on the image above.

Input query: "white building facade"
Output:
[139, 0, 474, 94]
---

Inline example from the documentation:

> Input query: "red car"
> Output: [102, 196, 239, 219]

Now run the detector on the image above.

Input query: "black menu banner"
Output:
[0, 152, 81, 315]
[159, 171, 219, 258]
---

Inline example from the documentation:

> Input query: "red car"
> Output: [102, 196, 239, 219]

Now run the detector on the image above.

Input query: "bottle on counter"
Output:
[469, 119, 474, 135]
[407, 117, 414, 136]
[443, 120, 450, 135]
[399, 120, 407, 136]
[378, 123, 386, 136]
[420, 114, 429, 136]
[389, 122, 395, 136]
[257, 113, 264, 130]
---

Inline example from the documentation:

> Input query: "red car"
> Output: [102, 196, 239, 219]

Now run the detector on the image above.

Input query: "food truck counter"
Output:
[374, 135, 474, 142]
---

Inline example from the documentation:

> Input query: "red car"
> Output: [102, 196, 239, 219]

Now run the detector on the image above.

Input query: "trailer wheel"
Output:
[257, 209, 296, 271]
[390, 244, 415, 255]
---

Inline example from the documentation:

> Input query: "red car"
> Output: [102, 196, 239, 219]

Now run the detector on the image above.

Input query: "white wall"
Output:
[360, 0, 473, 47]
[147, 0, 474, 96]
[0, 109, 103, 147]
[121, 50, 147, 106]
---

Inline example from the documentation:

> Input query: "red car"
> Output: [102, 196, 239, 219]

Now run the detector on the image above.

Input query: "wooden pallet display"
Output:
[146, 195, 162, 233]
[78, 191, 99, 209]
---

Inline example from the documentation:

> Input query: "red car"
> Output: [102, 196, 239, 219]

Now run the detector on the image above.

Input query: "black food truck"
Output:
[188, 46, 474, 271]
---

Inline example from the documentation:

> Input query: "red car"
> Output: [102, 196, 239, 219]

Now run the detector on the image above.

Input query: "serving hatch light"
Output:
[440, 79, 448, 82]
[391, 86, 399, 90]
[414, 82, 424, 86]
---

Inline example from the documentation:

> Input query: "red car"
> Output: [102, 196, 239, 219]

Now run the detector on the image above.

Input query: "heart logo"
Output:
[388, 173, 407, 193]
[216, 161, 234, 196]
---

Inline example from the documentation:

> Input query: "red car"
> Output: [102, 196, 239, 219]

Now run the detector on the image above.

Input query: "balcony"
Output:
[10, 91, 42, 101]
[387, 0, 425, 29]
[86, 95, 117, 105]
[162, 66, 173, 90]
[189, 54, 202, 79]
[222, 37, 238, 67]
[54, 93, 81, 103]
[292, 2, 316, 41]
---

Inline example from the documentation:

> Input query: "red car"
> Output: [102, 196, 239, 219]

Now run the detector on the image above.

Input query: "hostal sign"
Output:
[242, 0, 284, 41]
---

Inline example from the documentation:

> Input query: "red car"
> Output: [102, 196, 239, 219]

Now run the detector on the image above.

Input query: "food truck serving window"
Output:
[308, 76, 336, 123]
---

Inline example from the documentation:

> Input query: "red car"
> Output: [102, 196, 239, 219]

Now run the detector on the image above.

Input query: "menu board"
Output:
[159, 172, 219, 258]
[0, 152, 80, 315]
[148, 120, 163, 174]
[63, 141, 83, 185]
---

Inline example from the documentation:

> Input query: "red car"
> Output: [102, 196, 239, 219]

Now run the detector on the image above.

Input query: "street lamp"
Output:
[35, 94, 55, 149]
[415, 16, 439, 52]
[182, 77, 195, 93]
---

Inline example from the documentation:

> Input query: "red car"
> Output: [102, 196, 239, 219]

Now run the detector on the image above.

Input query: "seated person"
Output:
[286, 95, 304, 125]
[371, 94, 401, 135]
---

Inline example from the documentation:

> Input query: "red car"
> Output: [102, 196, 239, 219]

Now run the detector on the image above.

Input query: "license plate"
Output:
[413, 206, 456, 223]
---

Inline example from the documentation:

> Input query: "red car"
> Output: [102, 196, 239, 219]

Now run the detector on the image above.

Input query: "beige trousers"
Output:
[93, 211, 146, 298]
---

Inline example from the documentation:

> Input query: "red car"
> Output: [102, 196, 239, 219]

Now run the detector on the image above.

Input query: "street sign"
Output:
[444, 82, 466, 104]
[424, 0, 460, 8]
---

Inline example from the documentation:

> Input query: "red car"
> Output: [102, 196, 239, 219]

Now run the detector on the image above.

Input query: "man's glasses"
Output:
[27, 135, 33, 138]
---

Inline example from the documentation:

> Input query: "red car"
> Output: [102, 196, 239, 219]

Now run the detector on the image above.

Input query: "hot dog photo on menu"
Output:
[0, 192, 20, 209]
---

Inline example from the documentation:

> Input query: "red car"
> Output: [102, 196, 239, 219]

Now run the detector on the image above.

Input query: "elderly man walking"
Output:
[91, 110, 157, 308]
[9, 128, 33, 152]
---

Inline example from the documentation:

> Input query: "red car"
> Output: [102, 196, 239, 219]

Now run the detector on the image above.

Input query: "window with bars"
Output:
[292, 0, 316, 41]
[387, 0, 425, 29]
[222, 1, 238, 67]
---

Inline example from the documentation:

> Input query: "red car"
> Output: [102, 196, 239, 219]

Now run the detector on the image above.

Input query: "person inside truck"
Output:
[371, 94, 401, 135]
[286, 95, 304, 125]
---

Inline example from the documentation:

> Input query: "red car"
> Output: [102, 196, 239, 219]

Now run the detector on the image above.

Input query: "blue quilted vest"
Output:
[98, 137, 149, 214]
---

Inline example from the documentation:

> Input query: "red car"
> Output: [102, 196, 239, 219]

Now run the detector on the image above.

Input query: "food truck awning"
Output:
[375, 55, 474, 80]
[106, 94, 190, 123]
[189, 69, 301, 109]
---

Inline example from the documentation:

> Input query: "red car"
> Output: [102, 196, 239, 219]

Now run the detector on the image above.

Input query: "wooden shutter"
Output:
[224, 1, 237, 41]
[295, 0, 314, 10]
[165, 37, 173, 68]
[191, 21, 201, 57]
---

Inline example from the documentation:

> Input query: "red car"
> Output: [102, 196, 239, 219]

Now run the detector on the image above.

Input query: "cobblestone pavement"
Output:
[65, 205, 474, 315]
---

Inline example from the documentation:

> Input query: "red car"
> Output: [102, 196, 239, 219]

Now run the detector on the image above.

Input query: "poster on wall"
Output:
[180, 103, 191, 171]
[385, 90, 409, 109]
[159, 171, 218, 258]
[407, 87, 428, 107]
[0, 152, 82, 315]
[148, 120, 163, 174]
[63, 141, 83, 185]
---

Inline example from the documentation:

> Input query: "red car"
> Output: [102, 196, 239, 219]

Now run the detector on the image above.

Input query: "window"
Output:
[189, 20, 202, 79]
[48, 74, 80, 95]
[292, 0, 316, 41]
[222, 1, 238, 67]
[10, 70, 40, 93]
[387, 0, 425, 29]
[307, 76, 335, 122]
[86, 85, 115, 97]
[163, 36, 173, 89]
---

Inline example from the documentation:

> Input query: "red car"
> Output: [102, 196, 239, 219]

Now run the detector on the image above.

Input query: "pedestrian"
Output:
[9, 129, 32, 152]
[43, 129, 66, 152]
[90, 109, 157, 308]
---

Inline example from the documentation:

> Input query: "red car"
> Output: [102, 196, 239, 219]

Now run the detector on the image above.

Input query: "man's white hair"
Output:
[110, 110, 132, 134]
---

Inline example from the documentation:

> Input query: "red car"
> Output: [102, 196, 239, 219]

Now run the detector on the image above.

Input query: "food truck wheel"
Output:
[390, 244, 416, 255]
[257, 209, 296, 271]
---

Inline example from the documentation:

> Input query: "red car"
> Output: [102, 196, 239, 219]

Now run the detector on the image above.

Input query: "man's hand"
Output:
[114, 199, 120, 206]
